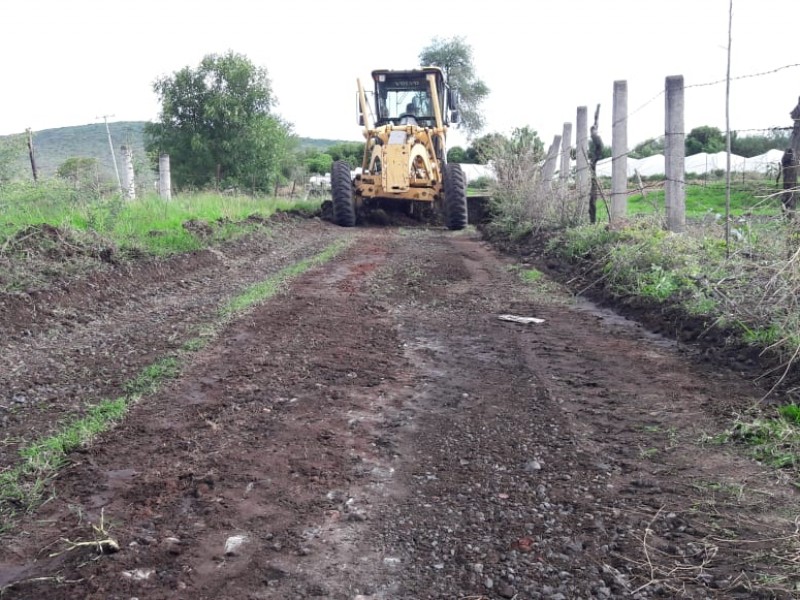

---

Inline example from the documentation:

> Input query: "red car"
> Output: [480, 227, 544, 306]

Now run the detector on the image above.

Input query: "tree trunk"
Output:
[781, 97, 800, 218]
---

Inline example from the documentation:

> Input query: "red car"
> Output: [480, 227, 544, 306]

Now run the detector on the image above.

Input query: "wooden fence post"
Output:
[26, 128, 38, 183]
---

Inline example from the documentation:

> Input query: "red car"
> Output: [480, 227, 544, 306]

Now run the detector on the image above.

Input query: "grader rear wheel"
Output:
[443, 163, 468, 230]
[331, 161, 356, 227]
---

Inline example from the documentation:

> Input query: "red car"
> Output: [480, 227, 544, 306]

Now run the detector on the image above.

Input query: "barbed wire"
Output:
[612, 62, 800, 128]
[686, 63, 800, 90]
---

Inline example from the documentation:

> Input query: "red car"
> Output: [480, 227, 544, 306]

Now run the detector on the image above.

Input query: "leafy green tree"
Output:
[506, 127, 544, 158]
[325, 141, 364, 169]
[303, 148, 333, 175]
[467, 132, 509, 164]
[419, 36, 489, 136]
[447, 146, 470, 163]
[630, 137, 665, 159]
[56, 157, 102, 193]
[685, 126, 725, 156]
[145, 51, 291, 192]
[731, 130, 790, 157]
[57, 157, 98, 181]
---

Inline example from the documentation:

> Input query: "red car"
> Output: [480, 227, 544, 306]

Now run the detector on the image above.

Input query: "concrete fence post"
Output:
[665, 75, 686, 232]
[541, 134, 562, 186]
[611, 80, 628, 221]
[159, 153, 172, 201]
[576, 106, 589, 212]
[559, 122, 572, 181]
[121, 145, 135, 200]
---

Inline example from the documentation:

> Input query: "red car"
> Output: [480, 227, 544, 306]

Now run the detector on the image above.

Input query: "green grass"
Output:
[519, 267, 543, 282]
[0, 354, 184, 529]
[726, 407, 800, 473]
[222, 239, 348, 316]
[18, 398, 128, 473]
[626, 181, 782, 218]
[123, 356, 180, 396]
[0, 181, 321, 256]
[741, 324, 782, 346]
[0, 397, 130, 528]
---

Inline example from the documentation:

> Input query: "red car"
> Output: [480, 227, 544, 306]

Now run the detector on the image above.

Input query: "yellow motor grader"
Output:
[330, 67, 468, 230]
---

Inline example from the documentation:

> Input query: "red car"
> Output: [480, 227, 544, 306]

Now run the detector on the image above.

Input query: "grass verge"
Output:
[0, 182, 320, 250]
[724, 405, 800, 478]
[0, 239, 348, 531]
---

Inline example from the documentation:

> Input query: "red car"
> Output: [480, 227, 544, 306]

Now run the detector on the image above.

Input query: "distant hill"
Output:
[0, 122, 353, 184]
[0, 121, 148, 184]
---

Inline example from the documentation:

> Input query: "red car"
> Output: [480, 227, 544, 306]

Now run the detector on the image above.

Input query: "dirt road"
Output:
[1, 219, 797, 599]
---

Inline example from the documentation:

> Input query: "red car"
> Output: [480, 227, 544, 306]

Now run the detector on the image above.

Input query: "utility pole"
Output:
[98, 114, 123, 194]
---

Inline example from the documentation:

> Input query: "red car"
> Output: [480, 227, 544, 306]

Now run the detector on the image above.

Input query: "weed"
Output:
[639, 446, 659, 458]
[520, 268, 543, 282]
[123, 357, 180, 396]
[778, 404, 800, 425]
[728, 410, 800, 471]
[741, 324, 781, 346]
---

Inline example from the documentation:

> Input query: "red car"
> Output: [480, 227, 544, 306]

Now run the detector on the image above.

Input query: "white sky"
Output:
[2, 0, 797, 151]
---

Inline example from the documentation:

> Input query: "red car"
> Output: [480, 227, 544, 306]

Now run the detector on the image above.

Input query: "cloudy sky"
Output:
[2, 0, 797, 150]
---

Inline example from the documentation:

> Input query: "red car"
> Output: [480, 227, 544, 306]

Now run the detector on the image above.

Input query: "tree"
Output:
[731, 130, 790, 157]
[685, 126, 725, 156]
[466, 133, 508, 164]
[419, 36, 489, 136]
[630, 137, 665, 159]
[447, 146, 469, 163]
[325, 142, 364, 169]
[145, 51, 291, 192]
[57, 156, 102, 193]
[303, 148, 333, 175]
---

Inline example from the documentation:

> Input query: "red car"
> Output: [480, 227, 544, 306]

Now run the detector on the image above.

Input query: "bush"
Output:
[488, 127, 584, 236]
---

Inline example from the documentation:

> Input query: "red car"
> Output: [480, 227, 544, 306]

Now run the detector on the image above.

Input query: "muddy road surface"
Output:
[1, 218, 797, 599]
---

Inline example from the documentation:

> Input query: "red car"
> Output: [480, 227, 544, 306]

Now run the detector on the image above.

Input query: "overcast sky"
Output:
[2, 0, 797, 151]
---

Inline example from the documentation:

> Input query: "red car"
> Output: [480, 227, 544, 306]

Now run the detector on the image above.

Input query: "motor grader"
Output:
[330, 67, 468, 230]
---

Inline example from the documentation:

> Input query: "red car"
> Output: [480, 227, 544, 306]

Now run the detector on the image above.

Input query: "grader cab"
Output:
[330, 67, 468, 230]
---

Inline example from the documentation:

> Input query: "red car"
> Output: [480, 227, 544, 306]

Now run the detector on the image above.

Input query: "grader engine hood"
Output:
[373, 128, 436, 193]
[384, 130, 413, 191]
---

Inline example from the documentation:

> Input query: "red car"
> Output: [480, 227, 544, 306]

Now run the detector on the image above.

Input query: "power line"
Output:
[97, 114, 122, 195]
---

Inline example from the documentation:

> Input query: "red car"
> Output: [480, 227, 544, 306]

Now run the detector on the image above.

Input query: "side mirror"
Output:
[449, 89, 461, 110]
[450, 110, 460, 124]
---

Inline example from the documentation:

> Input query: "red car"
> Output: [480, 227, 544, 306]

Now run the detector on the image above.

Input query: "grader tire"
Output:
[443, 163, 468, 230]
[331, 160, 356, 227]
